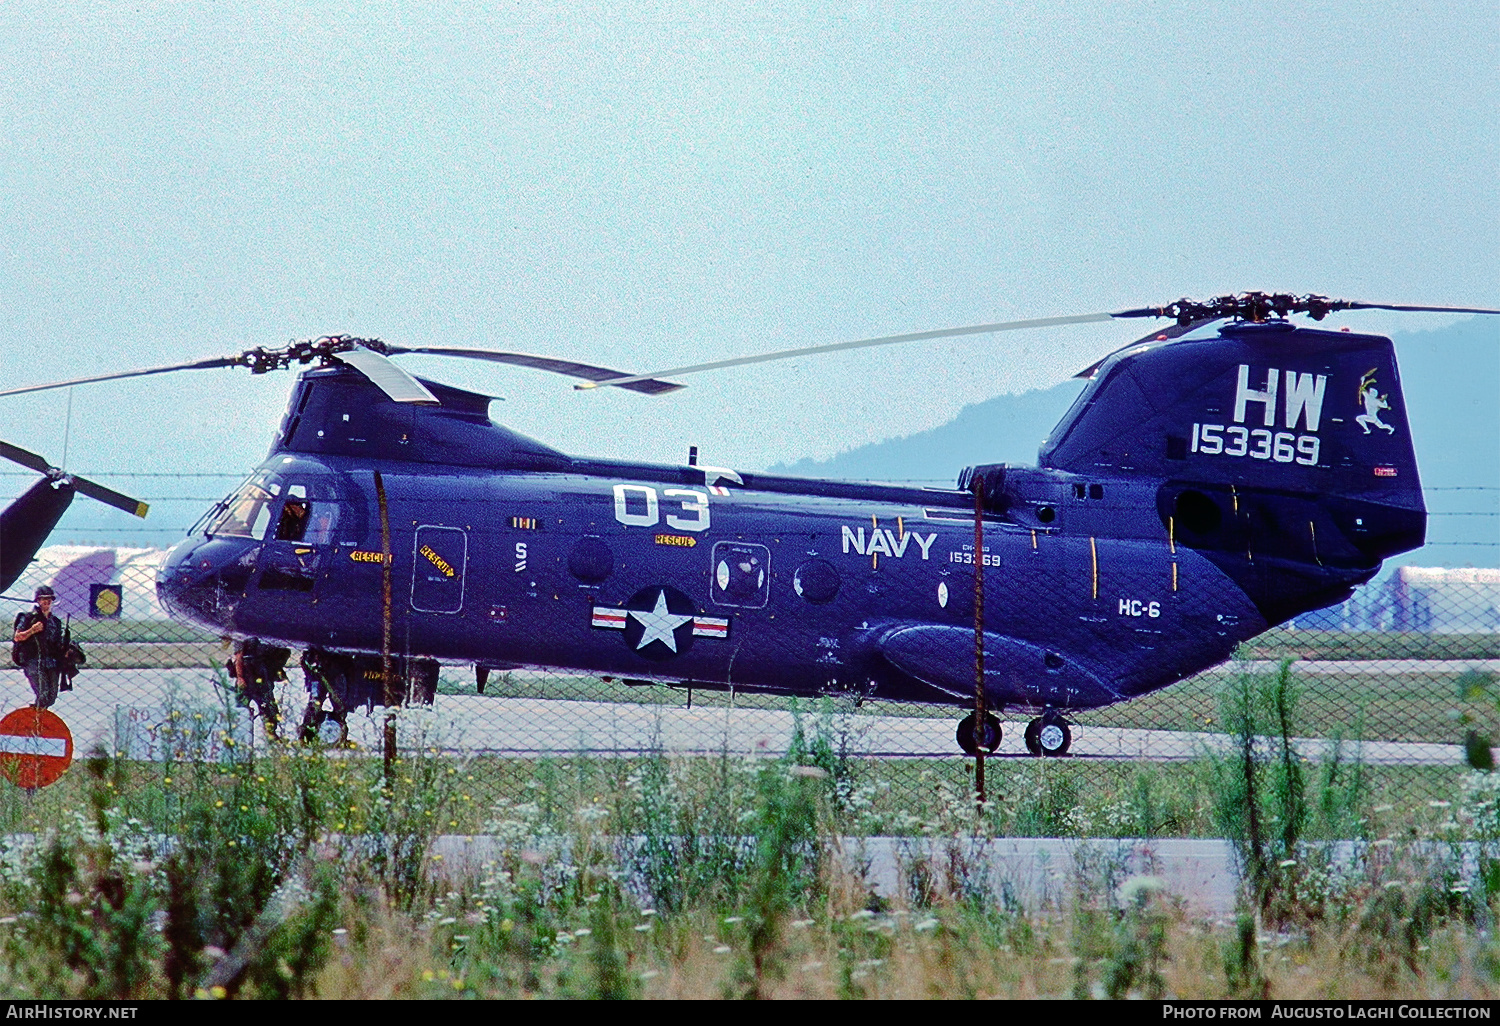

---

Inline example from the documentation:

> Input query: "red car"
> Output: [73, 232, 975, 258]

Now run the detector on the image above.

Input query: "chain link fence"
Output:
[3, 500, 1496, 837]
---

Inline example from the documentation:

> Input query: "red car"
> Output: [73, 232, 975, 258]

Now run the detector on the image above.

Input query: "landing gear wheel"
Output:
[956, 712, 1002, 756]
[1027, 712, 1072, 757]
[299, 703, 349, 748]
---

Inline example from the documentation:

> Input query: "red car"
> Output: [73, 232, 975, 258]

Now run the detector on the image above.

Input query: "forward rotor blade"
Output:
[574, 312, 1122, 391]
[0, 356, 242, 399]
[333, 347, 440, 404]
[0, 440, 53, 474]
[71, 476, 149, 518]
[382, 346, 685, 395]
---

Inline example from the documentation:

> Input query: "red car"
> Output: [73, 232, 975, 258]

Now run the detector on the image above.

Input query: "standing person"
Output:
[12, 586, 63, 709]
[231, 637, 287, 740]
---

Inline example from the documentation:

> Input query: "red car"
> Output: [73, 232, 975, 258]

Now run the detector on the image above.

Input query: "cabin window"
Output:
[711, 542, 771, 608]
[1089, 484, 1105, 500]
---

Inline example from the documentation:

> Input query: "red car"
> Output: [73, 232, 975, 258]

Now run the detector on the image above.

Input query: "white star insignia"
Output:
[629, 589, 694, 652]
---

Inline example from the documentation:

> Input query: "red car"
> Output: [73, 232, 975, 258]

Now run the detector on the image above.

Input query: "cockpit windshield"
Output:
[205, 473, 281, 539]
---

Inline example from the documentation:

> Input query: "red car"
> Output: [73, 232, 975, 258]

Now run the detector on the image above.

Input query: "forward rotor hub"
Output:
[239, 335, 386, 374]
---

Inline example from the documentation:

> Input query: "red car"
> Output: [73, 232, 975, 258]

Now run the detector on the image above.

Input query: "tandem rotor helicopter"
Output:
[3, 292, 1497, 755]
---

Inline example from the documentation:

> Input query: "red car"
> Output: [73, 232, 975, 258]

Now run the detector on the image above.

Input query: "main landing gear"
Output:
[956, 712, 1001, 756]
[953, 709, 1075, 757]
[1023, 710, 1072, 757]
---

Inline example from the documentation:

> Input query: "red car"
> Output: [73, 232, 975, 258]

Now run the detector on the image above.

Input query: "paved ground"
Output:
[429, 833, 1247, 915]
[4, 666, 1470, 766]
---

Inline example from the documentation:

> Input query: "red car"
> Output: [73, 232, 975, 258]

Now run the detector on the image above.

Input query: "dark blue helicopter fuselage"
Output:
[159, 320, 1425, 715]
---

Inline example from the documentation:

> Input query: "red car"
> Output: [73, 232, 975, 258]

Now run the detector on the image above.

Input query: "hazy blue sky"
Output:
[1, 1, 1495, 505]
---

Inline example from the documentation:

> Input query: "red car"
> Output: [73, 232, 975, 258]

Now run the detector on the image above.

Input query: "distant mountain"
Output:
[768, 381, 1085, 486]
[769, 317, 1499, 568]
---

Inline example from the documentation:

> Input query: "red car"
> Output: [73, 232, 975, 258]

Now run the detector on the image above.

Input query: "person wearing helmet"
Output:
[12, 586, 64, 708]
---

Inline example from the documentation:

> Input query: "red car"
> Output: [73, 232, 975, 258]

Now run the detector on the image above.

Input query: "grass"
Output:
[1238, 628, 1500, 662]
[0, 623, 1488, 998]
[66, 620, 219, 645]
[0, 731, 1495, 999]
[0, 747, 1469, 842]
[1077, 666, 1477, 744]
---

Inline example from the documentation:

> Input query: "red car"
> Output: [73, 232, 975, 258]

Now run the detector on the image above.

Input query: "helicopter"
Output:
[3, 292, 1497, 755]
[0, 440, 149, 595]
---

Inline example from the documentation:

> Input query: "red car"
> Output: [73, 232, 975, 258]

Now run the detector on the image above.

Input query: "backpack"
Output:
[10, 613, 32, 668]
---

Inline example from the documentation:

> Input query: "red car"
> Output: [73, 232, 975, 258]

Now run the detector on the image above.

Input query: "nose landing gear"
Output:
[1023, 711, 1072, 757]
[956, 711, 1002, 756]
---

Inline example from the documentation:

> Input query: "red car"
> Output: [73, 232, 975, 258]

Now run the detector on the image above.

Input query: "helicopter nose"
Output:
[157, 536, 259, 629]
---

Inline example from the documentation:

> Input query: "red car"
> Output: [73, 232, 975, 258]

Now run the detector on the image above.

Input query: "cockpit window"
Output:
[275, 499, 310, 541]
[305, 505, 338, 544]
[273, 483, 339, 543]
[207, 476, 280, 538]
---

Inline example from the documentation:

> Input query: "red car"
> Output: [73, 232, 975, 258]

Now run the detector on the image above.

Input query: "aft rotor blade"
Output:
[381, 346, 685, 395]
[1072, 317, 1222, 380]
[1341, 302, 1500, 315]
[334, 347, 440, 404]
[71, 476, 149, 518]
[0, 356, 243, 399]
[575, 311, 1122, 391]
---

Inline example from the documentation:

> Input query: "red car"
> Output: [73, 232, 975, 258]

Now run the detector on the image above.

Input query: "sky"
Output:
[0, 1, 1496, 544]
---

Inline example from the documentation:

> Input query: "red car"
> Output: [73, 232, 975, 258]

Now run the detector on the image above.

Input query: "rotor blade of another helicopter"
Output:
[0, 440, 149, 517]
[333, 347, 440, 404]
[0, 440, 53, 475]
[0, 356, 243, 399]
[1072, 316, 1222, 380]
[71, 475, 149, 518]
[574, 311, 1123, 390]
[381, 346, 685, 395]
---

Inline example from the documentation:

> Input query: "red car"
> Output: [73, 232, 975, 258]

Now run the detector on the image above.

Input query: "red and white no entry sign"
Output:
[0, 707, 74, 788]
